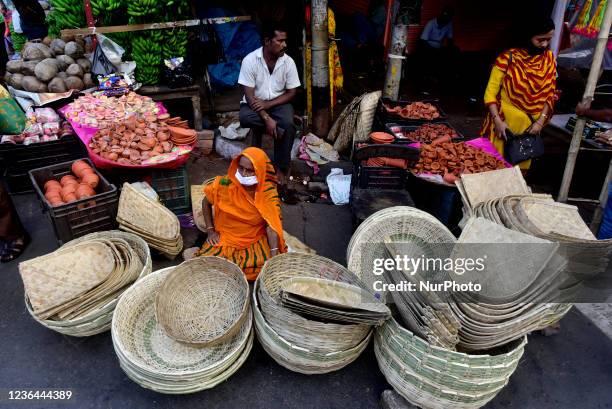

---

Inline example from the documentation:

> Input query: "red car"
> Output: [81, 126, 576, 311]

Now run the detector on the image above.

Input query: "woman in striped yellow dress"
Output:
[480, 16, 558, 170]
[194, 147, 286, 281]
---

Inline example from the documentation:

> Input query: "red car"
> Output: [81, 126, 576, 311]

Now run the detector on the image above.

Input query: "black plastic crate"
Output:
[100, 166, 190, 215]
[385, 122, 465, 143]
[29, 158, 119, 244]
[357, 166, 407, 189]
[378, 98, 448, 125]
[0, 135, 87, 193]
[151, 166, 190, 215]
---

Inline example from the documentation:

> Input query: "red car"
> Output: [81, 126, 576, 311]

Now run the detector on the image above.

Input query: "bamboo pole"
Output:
[311, 0, 330, 137]
[60, 16, 251, 36]
[558, 1, 612, 202]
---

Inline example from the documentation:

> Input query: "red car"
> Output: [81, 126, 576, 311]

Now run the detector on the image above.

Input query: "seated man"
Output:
[420, 8, 454, 51]
[238, 22, 301, 185]
[417, 8, 457, 91]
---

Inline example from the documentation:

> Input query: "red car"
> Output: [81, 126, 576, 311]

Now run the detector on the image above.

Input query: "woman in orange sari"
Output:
[194, 147, 286, 281]
[480, 17, 557, 170]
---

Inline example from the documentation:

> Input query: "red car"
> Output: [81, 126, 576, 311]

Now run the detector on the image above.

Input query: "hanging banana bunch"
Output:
[48, 0, 86, 32]
[162, 29, 188, 60]
[128, 0, 162, 23]
[133, 31, 163, 84]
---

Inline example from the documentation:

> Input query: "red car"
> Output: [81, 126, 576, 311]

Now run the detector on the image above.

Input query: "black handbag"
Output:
[504, 129, 544, 164]
[500, 51, 545, 164]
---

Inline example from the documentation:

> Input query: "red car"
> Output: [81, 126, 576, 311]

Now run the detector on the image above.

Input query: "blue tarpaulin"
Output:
[203, 8, 261, 88]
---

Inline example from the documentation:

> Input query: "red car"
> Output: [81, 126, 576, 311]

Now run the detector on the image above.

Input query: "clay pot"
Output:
[443, 172, 458, 184]
[64, 193, 78, 203]
[82, 172, 99, 188]
[44, 180, 62, 192]
[60, 175, 77, 186]
[76, 183, 95, 199]
[71, 160, 91, 178]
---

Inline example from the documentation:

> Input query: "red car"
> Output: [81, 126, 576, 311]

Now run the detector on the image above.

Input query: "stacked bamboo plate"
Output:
[117, 182, 183, 258]
[21, 230, 151, 336]
[279, 277, 391, 325]
[375, 317, 527, 409]
[112, 265, 253, 394]
[254, 253, 378, 374]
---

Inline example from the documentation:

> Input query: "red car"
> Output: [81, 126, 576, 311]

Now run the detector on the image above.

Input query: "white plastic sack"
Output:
[215, 135, 247, 160]
[326, 168, 351, 205]
[219, 122, 249, 140]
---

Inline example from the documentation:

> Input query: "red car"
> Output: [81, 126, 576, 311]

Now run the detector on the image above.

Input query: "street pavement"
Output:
[1, 193, 612, 409]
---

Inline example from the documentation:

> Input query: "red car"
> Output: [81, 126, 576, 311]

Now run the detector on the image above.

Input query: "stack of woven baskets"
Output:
[347, 206, 461, 350]
[375, 317, 527, 409]
[20, 230, 151, 337]
[346, 207, 534, 407]
[254, 252, 378, 374]
[111, 257, 253, 394]
[117, 182, 183, 259]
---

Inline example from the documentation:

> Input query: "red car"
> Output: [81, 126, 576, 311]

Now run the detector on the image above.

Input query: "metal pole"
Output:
[558, 1, 612, 202]
[383, 24, 408, 100]
[311, 0, 330, 137]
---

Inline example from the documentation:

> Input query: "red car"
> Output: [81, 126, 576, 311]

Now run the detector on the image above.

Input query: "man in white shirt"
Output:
[417, 8, 456, 92]
[238, 22, 301, 184]
[420, 9, 454, 50]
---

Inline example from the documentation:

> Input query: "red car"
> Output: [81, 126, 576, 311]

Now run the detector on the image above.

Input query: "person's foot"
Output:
[182, 247, 199, 261]
[1, 234, 30, 263]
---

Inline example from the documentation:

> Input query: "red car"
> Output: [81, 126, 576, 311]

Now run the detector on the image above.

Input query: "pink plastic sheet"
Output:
[59, 102, 193, 170]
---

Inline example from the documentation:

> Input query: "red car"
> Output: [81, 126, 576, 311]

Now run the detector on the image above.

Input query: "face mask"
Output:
[235, 170, 258, 186]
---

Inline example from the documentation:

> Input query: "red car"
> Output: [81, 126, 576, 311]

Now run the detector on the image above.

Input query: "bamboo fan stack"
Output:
[346, 206, 461, 350]
[450, 217, 573, 351]
[117, 182, 183, 259]
[254, 253, 381, 374]
[112, 258, 253, 394]
[20, 230, 151, 336]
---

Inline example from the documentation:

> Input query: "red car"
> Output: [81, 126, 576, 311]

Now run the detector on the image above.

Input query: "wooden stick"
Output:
[60, 16, 251, 37]
[558, 2, 612, 202]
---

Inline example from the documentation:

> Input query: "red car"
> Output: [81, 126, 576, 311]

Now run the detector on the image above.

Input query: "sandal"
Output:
[1, 233, 31, 263]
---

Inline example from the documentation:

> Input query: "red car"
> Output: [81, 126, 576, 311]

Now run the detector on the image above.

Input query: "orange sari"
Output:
[196, 147, 286, 280]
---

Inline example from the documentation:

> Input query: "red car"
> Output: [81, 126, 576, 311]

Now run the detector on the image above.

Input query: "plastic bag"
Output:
[42, 122, 60, 135]
[326, 168, 351, 205]
[163, 57, 194, 88]
[215, 135, 246, 160]
[35, 107, 60, 123]
[92, 34, 124, 76]
[219, 122, 249, 140]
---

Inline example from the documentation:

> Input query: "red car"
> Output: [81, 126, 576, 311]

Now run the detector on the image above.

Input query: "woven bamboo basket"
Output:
[347, 206, 455, 287]
[155, 257, 249, 346]
[116, 330, 254, 394]
[374, 317, 527, 409]
[111, 267, 253, 391]
[258, 253, 372, 353]
[253, 279, 372, 374]
[23, 230, 152, 337]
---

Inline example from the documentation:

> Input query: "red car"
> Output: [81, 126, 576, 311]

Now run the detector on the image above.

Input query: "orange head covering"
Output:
[205, 147, 285, 251]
